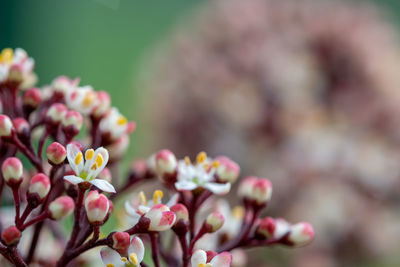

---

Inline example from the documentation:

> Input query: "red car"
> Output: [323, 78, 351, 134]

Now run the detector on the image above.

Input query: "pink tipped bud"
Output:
[98, 168, 112, 183]
[215, 156, 240, 183]
[62, 110, 83, 131]
[93, 91, 111, 118]
[170, 204, 189, 224]
[46, 103, 67, 123]
[2, 157, 23, 184]
[46, 142, 67, 165]
[126, 121, 136, 134]
[12, 118, 29, 135]
[28, 173, 51, 201]
[111, 232, 130, 251]
[84, 191, 110, 224]
[238, 176, 257, 199]
[256, 217, 291, 240]
[205, 212, 225, 233]
[288, 222, 315, 247]
[23, 88, 41, 108]
[1, 226, 21, 245]
[238, 176, 272, 206]
[49, 196, 75, 220]
[144, 204, 176, 232]
[0, 114, 13, 137]
[155, 149, 177, 175]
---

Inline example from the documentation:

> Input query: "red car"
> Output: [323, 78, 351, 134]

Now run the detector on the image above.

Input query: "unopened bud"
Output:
[1, 226, 21, 245]
[84, 190, 110, 225]
[49, 196, 75, 220]
[287, 222, 314, 247]
[144, 204, 176, 232]
[28, 173, 51, 202]
[155, 149, 177, 175]
[23, 88, 41, 108]
[256, 217, 290, 240]
[111, 231, 130, 251]
[215, 156, 240, 183]
[93, 91, 111, 118]
[2, 157, 23, 185]
[46, 142, 67, 165]
[62, 110, 83, 131]
[0, 114, 13, 137]
[12, 118, 29, 136]
[170, 204, 189, 224]
[205, 212, 224, 233]
[238, 177, 272, 206]
[46, 103, 67, 123]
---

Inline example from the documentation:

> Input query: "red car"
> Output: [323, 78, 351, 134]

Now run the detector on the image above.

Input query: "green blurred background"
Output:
[0, 0, 399, 160]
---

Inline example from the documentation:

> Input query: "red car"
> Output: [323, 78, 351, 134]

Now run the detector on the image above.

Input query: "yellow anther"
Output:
[196, 151, 207, 164]
[91, 163, 97, 170]
[0, 48, 13, 64]
[153, 190, 164, 204]
[75, 152, 83, 165]
[184, 156, 191, 165]
[198, 264, 206, 267]
[129, 252, 138, 265]
[85, 149, 94, 161]
[232, 206, 245, 219]
[203, 163, 209, 170]
[106, 264, 115, 267]
[82, 92, 95, 107]
[121, 257, 128, 262]
[117, 116, 127, 126]
[212, 160, 220, 168]
[139, 191, 147, 206]
[95, 153, 104, 167]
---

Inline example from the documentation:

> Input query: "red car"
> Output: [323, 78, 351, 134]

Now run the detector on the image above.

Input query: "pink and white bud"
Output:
[237, 176, 257, 199]
[170, 204, 189, 224]
[1, 226, 21, 245]
[144, 204, 176, 231]
[256, 217, 291, 239]
[92, 91, 111, 118]
[252, 178, 272, 205]
[288, 222, 315, 247]
[62, 110, 83, 131]
[84, 190, 110, 224]
[12, 118, 29, 135]
[111, 231, 130, 251]
[28, 173, 51, 201]
[0, 114, 13, 137]
[215, 156, 240, 183]
[205, 212, 225, 233]
[2, 157, 23, 184]
[46, 142, 67, 165]
[49, 196, 75, 220]
[52, 76, 79, 96]
[155, 149, 177, 175]
[46, 103, 67, 123]
[23, 88, 41, 108]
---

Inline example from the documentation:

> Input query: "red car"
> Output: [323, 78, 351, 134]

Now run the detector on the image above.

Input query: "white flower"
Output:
[191, 250, 232, 267]
[64, 143, 115, 193]
[215, 200, 244, 239]
[99, 107, 133, 141]
[0, 48, 35, 87]
[52, 76, 80, 96]
[101, 235, 144, 267]
[66, 85, 98, 115]
[175, 152, 231, 195]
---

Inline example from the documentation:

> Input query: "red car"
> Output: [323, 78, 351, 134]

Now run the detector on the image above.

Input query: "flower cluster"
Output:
[0, 47, 313, 267]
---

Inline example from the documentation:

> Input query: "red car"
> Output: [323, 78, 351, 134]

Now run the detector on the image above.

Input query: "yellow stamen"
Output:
[184, 156, 191, 165]
[75, 152, 83, 165]
[117, 116, 127, 126]
[106, 264, 115, 267]
[212, 160, 220, 168]
[139, 191, 147, 206]
[121, 257, 128, 262]
[0, 48, 13, 64]
[196, 151, 207, 164]
[232, 206, 245, 219]
[91, 163, 97, 170]
[95, 153, 104, 167]
[153, 190, 164, 204]
[82, 92, 94, 107]
[85, 149, 94, 161]
[129, 252, 138, 265]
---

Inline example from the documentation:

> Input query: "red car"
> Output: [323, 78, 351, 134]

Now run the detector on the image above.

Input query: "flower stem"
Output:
[150, 233, 161, 267]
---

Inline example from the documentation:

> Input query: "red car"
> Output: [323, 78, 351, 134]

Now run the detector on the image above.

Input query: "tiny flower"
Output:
[64, 143, 115, 193]
[0, 48, 35, 87]
[2, 157, 23, 184]
[28, 173, 51, 202]
[215, 156, 240, 183]
[191, 250, 232, 267]
[111, 232, 131, 251]
[170, 203, 189, 224]
[92, 91, 111, 118]
[52, 76, 79, 96]
[155, 149, 177, 176]
[0, 114, 13, 137]
[84, 190, 110, 224]
[1, 226, 21, 245]
[12, 118, 29, 136]
[46, 103, 67, 123]
[99, 107, 135, 141]
[49, 196, 75, 220]
[62, 110, 83, 132]
[23, 88, 41, 108]
[144, 204, 176, 232]
[101, 235, 145, 267]
[46, 142, 67, 165]
[215, 200, 244, 239]
[175, 152, 231, 195]
[256, 217, 291, 240]
[66, 85, 98, 115]
[287, 222, 315, 247]
[238, 176, 272, 206]
[205, 212, 225, 233]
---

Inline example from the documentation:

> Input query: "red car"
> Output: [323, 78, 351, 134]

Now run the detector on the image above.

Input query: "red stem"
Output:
[150, 233, 160, 267]
[66, 186, 86, 249]
[12, 188, 20, 226]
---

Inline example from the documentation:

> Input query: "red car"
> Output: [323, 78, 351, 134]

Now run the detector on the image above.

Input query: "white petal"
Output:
[210, 252, 232, 267]
[191, 250, 207, 266]
[205, 182, 231, 195]
[66, 143, 84, 175]
[90, 179, 116, 193]
[128, 236, 145, 263]
[125, 201, 138, 216]
[166, 193, 179, 207]
[63, 175, 84, 185]
[100, 247, 125, 267]
[175, 180, 198, 191]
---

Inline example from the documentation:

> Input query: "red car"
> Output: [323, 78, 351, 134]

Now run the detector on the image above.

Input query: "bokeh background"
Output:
[3, 0, 400, 266]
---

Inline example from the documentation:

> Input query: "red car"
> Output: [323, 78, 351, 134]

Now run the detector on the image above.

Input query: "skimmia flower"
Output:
[0, 48, 36, 87]
[175, 152, 231, 195]
[191, 250, 232, 267]
[99, 107, 135, 141]
[101, 235, 144, 267]
[66, 85, 98, 115]
[64, 143, 115, 193]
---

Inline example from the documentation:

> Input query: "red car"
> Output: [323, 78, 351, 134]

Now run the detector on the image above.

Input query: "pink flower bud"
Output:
[238, 176, 272, 206]
[205, 211, 225, 233]
[256, 217, 290, 239]
[49, 196, 75, 220]
[2, 157, 23, 184]
[46, 103, 67, 123]
[111, 232, 130, 251]
[23, 88, 41, 108]
[215, 156, 240, 183]
[206, 250, 218, 262]
[84, 191, 110, 224]
[28, 173, 51, 201]
[144, 204, 176, 231]
[1, 226, 21, 245]
[62, 110, 83, 131]
[0, 114, 13, 137]
[238, 176, 257, 199]
[155, 149, 177, 175]
[288, 222, 315, 247]
[170, 204, 189, 224]
[92, 91, 111, 118]
[8, 65, 24, 82]
[46, 142, 67, 165]
[12, 118, 29, 135]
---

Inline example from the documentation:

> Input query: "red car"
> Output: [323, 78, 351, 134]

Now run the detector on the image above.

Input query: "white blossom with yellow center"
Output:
[101, 236, 144, 267]
[191, 250, 232, 267]
[99, 107, 130, 141]
[64, 143, 116, 193]
[66, 85, 99, 115]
